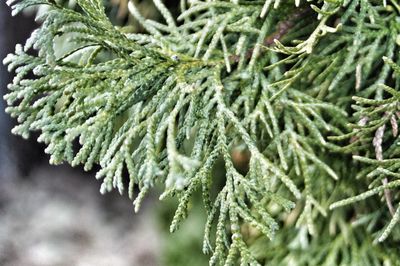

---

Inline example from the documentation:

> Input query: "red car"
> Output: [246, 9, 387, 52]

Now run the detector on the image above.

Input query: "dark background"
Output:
[0, 1, 41, 179]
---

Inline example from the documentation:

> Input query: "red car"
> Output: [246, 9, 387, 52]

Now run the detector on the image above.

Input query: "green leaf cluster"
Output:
[4, 0, 400, 264]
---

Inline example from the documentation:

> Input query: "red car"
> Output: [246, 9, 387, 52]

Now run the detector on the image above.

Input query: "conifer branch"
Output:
[4, 0, 400, 264]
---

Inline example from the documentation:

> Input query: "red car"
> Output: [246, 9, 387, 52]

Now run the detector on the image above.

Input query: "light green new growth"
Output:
[4, 0, 400, 264]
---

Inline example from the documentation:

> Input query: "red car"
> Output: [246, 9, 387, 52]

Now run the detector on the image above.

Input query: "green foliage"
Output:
[4, 0, 400, 264]
[158, 194, 209, 266]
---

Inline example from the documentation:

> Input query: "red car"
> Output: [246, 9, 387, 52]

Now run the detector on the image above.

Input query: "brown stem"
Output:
[229, 7, 310, 64]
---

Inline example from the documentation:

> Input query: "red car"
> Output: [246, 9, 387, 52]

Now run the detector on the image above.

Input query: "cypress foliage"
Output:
[4, 0, 400, 264]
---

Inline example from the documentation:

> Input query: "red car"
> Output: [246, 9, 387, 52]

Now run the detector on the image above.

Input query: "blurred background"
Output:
[0, 1, 207, 266]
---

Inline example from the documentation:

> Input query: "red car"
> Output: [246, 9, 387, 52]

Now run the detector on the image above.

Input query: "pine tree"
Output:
[4, 0, 400, 264]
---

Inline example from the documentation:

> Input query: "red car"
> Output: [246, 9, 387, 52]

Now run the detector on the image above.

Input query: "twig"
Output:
[229, 7, 310, 63]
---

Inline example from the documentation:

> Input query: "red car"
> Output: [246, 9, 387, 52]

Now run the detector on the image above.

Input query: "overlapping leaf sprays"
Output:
[4, 0, 400, 264]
